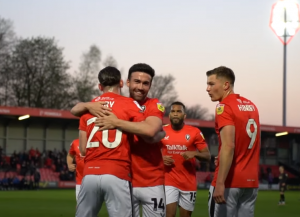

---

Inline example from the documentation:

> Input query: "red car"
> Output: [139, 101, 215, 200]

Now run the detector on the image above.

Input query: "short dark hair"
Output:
[170, 101, 186, 112]
[128, 63, 155, 80]
[98, 66, 121, 86]
[206, 66, 235, 86]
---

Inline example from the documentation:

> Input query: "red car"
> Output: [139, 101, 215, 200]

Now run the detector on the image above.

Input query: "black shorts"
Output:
[279, 185, 286, 192]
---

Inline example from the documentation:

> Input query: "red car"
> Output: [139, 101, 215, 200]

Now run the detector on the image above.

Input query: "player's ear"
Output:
[223, 81, 230, 91]
[98, 84, 104, 91]
[126, 79, 130, 87]
[119, 79, 124, 88]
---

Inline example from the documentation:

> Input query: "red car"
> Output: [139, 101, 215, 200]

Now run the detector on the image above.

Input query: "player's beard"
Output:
[170, 118, 184, 129]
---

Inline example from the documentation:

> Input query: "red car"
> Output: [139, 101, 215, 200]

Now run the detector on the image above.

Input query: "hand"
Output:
[86, 102, 111, 117]
[180, 151, 196, 160]
[282, 183, 286, 186]
[94, 111, 118, 130]
[214, 156, 218, 167]
[68, 164, 76, 172]
[163, 155, 174, 166]
[213, 183, 226, 204]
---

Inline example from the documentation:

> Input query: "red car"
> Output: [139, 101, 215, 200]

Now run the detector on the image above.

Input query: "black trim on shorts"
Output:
[209, 187, 215, 217]
[128, 181, 134, 217]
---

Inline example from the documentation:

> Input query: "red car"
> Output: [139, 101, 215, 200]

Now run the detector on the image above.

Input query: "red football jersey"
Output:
[161, 124, 208, 191]
[212, 94, 260, 188]
[79, 92, 144, 182]
[69, 138, 84, 185]
[130, 97, 165, 187]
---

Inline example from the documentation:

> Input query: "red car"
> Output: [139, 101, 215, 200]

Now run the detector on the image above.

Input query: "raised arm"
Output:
[70, 101, 109, 117]
[114, 116, 162, 138]
[95, 112, 163, 138]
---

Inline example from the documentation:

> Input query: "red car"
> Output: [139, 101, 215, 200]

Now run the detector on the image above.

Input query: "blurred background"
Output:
[0, 0, 299, 216]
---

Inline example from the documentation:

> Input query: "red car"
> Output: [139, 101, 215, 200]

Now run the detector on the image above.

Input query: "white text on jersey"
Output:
[103, 101, 115, 108]
[238, 105, 255, 112]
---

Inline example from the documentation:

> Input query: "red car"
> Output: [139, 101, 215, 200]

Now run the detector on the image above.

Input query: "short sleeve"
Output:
[79, 114, 87, 131]
[146, 99, 165, 120]
[194, 128, 208, 151]
[69, 141, 76, 155]
[215, 103, 234, 130]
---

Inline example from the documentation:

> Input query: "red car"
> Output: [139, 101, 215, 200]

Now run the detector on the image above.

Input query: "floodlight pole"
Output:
[283, 7, 287, 127]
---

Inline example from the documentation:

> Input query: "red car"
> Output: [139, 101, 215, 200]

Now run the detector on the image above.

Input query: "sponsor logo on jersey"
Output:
[185, 134, 190, 141]
[216, 104, 224, 115]
[157, 103, 165, 112]
[166, 144, 188, 151]
[164, 136, 169, 140]
[237, 99, 242, 103]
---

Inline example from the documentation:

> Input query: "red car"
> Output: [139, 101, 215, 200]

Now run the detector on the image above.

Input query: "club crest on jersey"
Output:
[133, 101, 143, 112]
[141, 105, 146, 112]
[216, 104, 224, 115]
[185, 134, 190, 141]
[157, 103, 165, 112]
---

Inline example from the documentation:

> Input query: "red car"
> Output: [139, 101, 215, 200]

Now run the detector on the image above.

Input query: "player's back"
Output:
[215, 94, 260, 188]
[130, 97, 165, 187]
[80, 92, 143, 181]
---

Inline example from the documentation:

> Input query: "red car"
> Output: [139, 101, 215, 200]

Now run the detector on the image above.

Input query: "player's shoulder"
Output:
[184, 124, 200, 132]
[162, 124, 171, 130]
[70, 138, 79, 147]
[144, 97, 160, 105]
[145, 97, 165, 112]
[81, 112, 94, 120]
[91, 95, 101, 102]
[184, 125, 204, 137]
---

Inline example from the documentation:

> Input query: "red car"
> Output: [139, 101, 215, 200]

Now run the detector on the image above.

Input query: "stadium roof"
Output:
[1, 106, 300, 134]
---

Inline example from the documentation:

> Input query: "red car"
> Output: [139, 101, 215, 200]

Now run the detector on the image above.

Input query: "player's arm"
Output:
[79, 130, 87, 156]
[114, 116, 162, 138]
[181, 130, 211, 161]
[96, 112, 162, 138]
[141, 128, 166, 143]
[70, 101, 108, 117]
[216, 125, 235, 185]
[66, 153, 76, 172]
[282, 174, 288, 186]
[194, 147, 211, 161]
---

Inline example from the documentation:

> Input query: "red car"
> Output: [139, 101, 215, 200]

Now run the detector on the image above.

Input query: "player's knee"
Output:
[166, 203, 177, 217]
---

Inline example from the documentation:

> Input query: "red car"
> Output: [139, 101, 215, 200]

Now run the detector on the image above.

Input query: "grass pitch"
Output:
[0, 189, 299, 216]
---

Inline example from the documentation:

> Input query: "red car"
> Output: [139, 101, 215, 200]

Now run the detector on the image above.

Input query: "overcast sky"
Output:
[1, 0, 299, 127]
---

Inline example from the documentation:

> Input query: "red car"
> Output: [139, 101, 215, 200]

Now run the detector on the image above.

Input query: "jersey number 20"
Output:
[246, 119, 258, 149]
[86, 118, 123, 149]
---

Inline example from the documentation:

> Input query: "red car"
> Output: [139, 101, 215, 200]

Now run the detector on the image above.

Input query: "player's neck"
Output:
[103, 86, 120, 95]
[220, 89, 234, 102]
[171, 123, 184, 131]
[137, 97, 147, 105]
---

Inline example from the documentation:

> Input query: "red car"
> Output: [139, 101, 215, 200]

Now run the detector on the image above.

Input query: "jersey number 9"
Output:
[246, 119, 258, 149]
